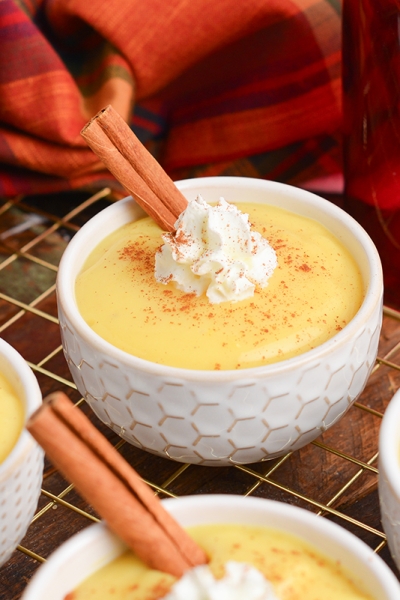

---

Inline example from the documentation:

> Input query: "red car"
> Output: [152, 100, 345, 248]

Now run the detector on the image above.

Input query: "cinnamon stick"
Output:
[27, 392, 207, 577]
[81, 105, 188, 231]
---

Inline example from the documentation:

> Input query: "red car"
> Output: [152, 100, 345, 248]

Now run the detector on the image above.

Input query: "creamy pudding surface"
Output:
[0, 371, 24, 463]
[75, 201, 363, 370]
[65, 523, 373, 600]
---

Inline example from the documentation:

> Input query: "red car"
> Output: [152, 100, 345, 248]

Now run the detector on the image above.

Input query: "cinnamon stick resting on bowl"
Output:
[81, 105, 188, 231]
[27, 392, 207, 577]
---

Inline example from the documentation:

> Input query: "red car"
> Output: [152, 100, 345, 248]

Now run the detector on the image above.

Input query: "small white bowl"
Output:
[379, 388, 400, 572]
[0, 338, 44, 566]
[22, 494, 400, 599]
[57, 177, 383, 465]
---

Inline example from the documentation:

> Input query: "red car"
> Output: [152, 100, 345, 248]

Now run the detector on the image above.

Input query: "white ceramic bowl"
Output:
[57, 177, 383, 466]
[0, 338, 43, 566]
[379, 388, 400, 572]
[22, 494, 400, 599]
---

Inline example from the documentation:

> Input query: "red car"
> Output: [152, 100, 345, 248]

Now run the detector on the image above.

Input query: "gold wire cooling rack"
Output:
[1, 188, 400, 600]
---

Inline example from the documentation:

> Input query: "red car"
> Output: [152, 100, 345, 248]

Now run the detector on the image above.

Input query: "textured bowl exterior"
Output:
[22, 495, 400, 599]
[0, 339, 43, 566]
[57, 177, 383, 466]
[379, 389, 400, 571]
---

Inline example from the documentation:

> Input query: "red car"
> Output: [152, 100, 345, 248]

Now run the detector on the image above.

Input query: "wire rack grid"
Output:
[0, 188, 400, 599]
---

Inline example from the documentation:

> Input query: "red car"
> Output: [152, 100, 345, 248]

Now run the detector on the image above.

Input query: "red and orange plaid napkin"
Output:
[0, 0, 342, 198]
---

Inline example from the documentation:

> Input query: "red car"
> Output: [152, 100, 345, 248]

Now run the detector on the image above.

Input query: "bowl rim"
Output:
[57, 176, 383, 380]
[21, 494, 400, 599]
[379, 388, 400, 499]
[0, 337, 42, 474]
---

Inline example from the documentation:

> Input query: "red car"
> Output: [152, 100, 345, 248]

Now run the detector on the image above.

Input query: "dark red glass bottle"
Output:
[342, 0, 400, 309]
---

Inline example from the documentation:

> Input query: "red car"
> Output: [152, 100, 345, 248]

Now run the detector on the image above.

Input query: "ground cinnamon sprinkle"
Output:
[299, 263, 311, 272]
[146, 578, 173, 600]
[175, 230, 189, 245]
[177, 293, 197, 314]
[119, 237, 154, 275]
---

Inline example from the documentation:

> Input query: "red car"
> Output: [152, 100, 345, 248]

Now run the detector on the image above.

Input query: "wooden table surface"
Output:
[0, 188, 400, 600]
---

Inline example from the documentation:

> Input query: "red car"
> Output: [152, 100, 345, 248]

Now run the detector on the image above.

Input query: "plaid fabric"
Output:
[0, 0, 342, 198]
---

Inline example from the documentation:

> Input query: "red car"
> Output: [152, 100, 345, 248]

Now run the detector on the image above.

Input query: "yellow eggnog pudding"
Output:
[75, 201, 363, 371]
[65, 523, 373, 600]
[0, 371, 24, 463]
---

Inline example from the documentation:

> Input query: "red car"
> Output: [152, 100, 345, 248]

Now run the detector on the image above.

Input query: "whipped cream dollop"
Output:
[155, 195, 278, 304]
[161, 561, 279, 600]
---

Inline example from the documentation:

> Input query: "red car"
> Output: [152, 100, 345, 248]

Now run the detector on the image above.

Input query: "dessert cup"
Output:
[57, 177, 383, 465]
[21, 494, 400, 599]
[0, 338, 43, 566]
[379, 388, 400, 572]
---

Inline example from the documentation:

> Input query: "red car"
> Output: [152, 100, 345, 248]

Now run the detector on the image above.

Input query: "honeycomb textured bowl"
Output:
[379, 388, 400, 572]
[22, 494, 400, 599]
[0, 338, 43, 566]
[57, 177, 383, 466]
